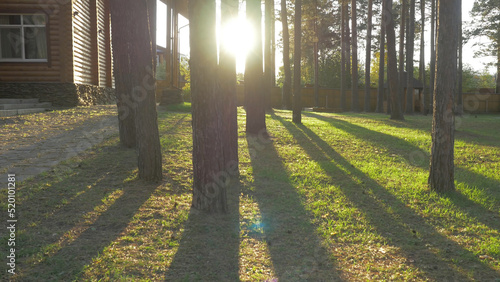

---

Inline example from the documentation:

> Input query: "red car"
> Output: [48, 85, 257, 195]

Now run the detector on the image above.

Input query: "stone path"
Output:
[0, 108, 118, 183]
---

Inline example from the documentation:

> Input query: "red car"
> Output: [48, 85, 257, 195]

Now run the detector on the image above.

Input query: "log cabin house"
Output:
[0, 0, 187, 107]
[0, 0, 114, 106]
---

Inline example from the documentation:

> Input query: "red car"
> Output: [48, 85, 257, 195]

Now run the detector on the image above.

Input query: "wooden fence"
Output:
[235, 85, 500, 114]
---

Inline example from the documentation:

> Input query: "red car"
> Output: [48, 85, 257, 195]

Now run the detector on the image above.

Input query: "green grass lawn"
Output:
[1, 107, 499, 281]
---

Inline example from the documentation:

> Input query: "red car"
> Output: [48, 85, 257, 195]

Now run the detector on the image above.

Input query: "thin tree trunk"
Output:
[340, 0, 347, 110]
[264, 0, 273, 109]
[376, 0, 386, 113]
[346, 8, 352, 89]
[419, 0, 427, 114]
[220, 0, 239, 174]
[497, 26, 500, 94]
[405, 0, 415, 114]
[313, 0, 319, 108]
[385, 0, 404, 120]
[111, 0, 162, 181]
[281, 0, 292, 109]
[497, 41, 500, 94]
[428, 0, 459, 192]
[110, 0, 136, 148]
[133, 0, 162, 181]
[293, 0, 302, 124]
[456, 0, 463, 115]
[398, 0, 406, 107]
[245, 0, 266, 134]
[190, 0, 227, 212]
[351, 0, 359, 112]
[365, 0, 373, 112]
[430, 0, 436, 113]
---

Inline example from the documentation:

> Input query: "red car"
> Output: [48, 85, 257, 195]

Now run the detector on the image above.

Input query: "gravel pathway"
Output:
[0, 106, 119, 183]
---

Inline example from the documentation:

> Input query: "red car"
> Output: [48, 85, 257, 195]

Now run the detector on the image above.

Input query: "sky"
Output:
[156, 0, 497, 75]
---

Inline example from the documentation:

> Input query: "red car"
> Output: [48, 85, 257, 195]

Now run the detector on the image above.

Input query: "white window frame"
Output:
[0, 14, 48, 63]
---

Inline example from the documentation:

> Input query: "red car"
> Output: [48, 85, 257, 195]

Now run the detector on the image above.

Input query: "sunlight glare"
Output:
[221, 17, 255, 61]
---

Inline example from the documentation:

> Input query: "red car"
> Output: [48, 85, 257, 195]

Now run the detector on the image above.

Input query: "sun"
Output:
[220, 17, 255, 65]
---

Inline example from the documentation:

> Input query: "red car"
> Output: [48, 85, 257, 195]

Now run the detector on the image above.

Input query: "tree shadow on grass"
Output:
[304, 112, 500, 233]
[275, 113, 500, 280]
[164, 181, 241, 281]
[245, 134, 343, 281]
[0, 140, 158, 281]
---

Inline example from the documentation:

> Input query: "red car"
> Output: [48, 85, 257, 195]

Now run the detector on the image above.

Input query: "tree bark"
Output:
[264, 0, 273, 109]
[497, 26, 500, 94]
[190, 0, 228, 212]
[340, 0, 347, 110]
[364, 0, 373, 112]
[376, 0, 386, 113]
[456, 0, 463, 115]
[135, 0, 162, 182]
[419, 0, 427, 114]
[497, 41, 500, 94]
[430, 0, 436, 113]
[293, 0, 302, 124]
[351, 0, 359, 112]
[385, 0, 404, 120]
[405, 0, 415, 114]
[110, 0, 136, 148]
[398, 0, 406, 108]
[313, 0, 319, 108]
[428, 0, 459, 193]
[220, 0, 239, 175]
[111, 0, 162, 181]
[245, 0, 267, 134]
[281, 0, 292, 109]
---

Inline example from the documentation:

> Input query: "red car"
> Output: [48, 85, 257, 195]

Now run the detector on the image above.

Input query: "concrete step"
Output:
[0, 102, 52, 110]
[0, 108, 48, 117]
[0, 98, 39, 104]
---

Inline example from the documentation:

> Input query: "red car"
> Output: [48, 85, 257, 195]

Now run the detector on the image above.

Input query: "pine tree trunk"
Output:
[419, 0, 427, 114]
[405, 0, 415, 114]
[365, 0, 373, 112]
[245, 0, 267, 134]
[281, 0, 292, 109]
[110, 0, 136, 148]
[456, 0, 463, 115]
[133, 0, 162, 181]
[376, 0, 386, 113]
[398, 0, 406, 108]
[111, 0, 162, 181]
[385, 0, 404, 120]
[292, 0, 302, 124]
[346, 10, 352, 90]
[351, 0, 359, 112]
[340, 0, 347, 110]
[264, 0, 273, 109]
[497, 41, 500, 94]
[190, 0, 228, 212]
[220, 0, 239, 175]
[428, 0, 459, 193]
[430, 0, 436, 113]
[313, 0, 319, 108]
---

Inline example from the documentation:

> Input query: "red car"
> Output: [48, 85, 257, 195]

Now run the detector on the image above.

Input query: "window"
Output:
[0, 14, 48, 62]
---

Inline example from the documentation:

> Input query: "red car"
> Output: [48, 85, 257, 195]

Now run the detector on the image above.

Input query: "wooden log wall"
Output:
[0, 0, 113, 87]
[0, 0, 73, 83]
[72, 0, 96, 85]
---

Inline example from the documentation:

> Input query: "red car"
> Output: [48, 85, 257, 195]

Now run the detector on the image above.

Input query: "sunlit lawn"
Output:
[1, 104, 499, 281]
